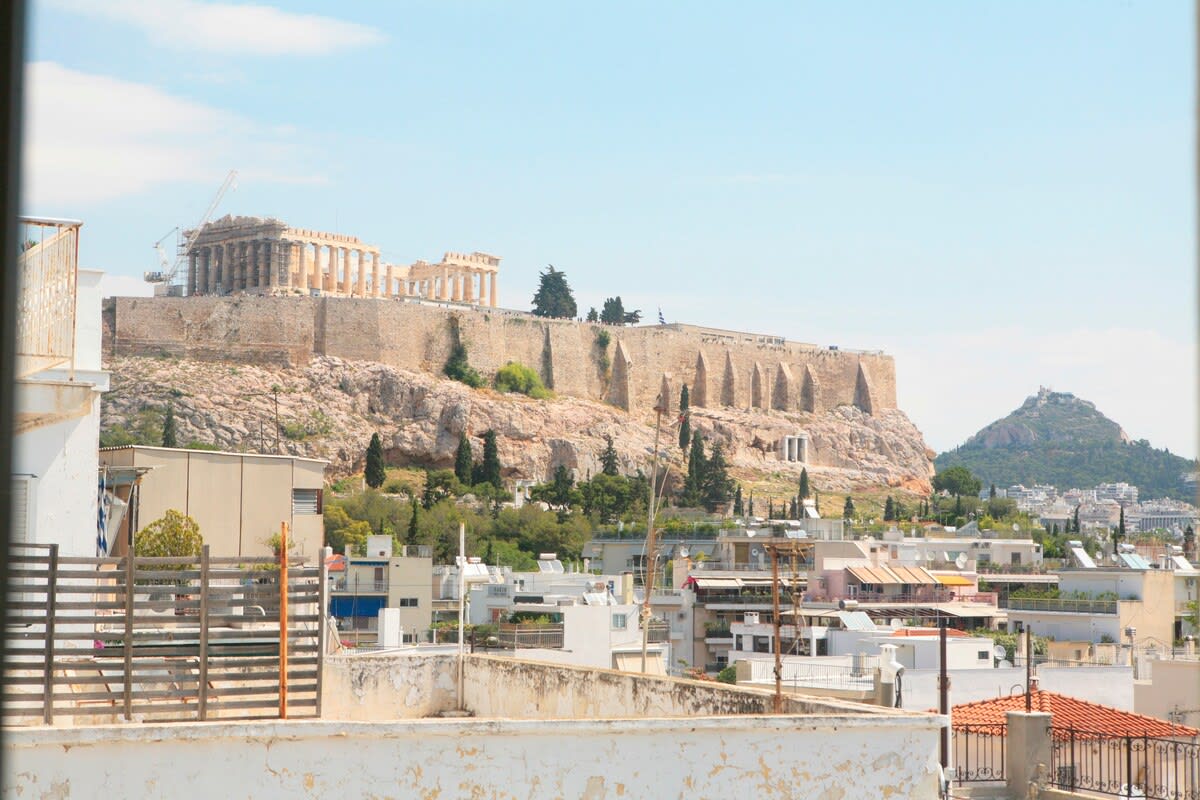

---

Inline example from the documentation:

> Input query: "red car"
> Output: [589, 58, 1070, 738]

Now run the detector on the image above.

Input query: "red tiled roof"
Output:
[948, 690, 1199, 740]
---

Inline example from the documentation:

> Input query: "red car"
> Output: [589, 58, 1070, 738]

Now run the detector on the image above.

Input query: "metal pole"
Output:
[197, 544, 210, 721]
[772, 544, 782, 713]
[278, 522, 288, 719]
[42, 544, 58, 725]
[457, 522, 465, 709]
[939, 617, 949, 770]
[1025, 625, 1032, 712]
[640, 400, 664, 674]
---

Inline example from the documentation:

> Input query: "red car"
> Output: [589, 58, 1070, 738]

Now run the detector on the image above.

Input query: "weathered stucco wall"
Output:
[4, 714, 942, 800]
[106, 296, 898, 416]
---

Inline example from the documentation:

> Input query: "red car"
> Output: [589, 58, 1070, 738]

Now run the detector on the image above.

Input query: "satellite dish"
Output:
[955, 553, 969, 570]
[1012, 524, 1020, 532]
[993, 645, 1007, 659]
[751, 548, 761, 557]
[999, 660, 1013, 669]
[679, 547, 690, 559]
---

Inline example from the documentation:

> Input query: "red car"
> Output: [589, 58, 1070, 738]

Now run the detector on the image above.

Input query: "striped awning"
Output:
[847, 566, 899, 585]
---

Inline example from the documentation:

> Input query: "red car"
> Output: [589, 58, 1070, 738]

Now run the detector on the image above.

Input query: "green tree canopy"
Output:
[932, 465, 982, 498]
[798, 467, 810, 501]
[454, 433, 474, 485]
[161, 403, 177, 448]
[681, 431, 707, 508]
[494, 361, 551, 399]
[842, 496, 856, 520]
[600, 296, 625, 325]
[134, 509, 203, 559]
[531, 265, 578, 319]
[585, 307, 598, 322]
[476, 429, 503, 489]
[702, 442, 733, 511]
[365, 433, 386, 489]
[600, 435, 620, 476]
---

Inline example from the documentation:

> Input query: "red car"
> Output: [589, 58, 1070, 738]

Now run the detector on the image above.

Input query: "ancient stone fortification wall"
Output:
[107, 297, 898, 416]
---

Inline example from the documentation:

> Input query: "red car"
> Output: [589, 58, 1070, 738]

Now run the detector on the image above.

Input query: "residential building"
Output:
[329, 536, 433, 642]
[12, 219, 110, 557]
[98, 445, 328, 559]
[1006, 567, 1176, 650]
[1095, 481, 1139, 506]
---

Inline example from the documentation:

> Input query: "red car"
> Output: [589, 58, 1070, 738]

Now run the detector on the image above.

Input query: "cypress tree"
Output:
[454, 433, 473, 485]
[479, 429, 502, 489]
[798, 468, 810, 501]
[701, 442, 733, 511]
[600, 435, 620, 476]
[678, 384, 691, 451]
[161, 403, 177, 448]
[884, 496, 895, 521]
[407, 496, 420, 542]
[842, 496, 855, 520]
[365, 432, 386, 489]
[747, 492, 755, 517]
[733, 485, 744, 516]
[682, 431, 706, 507]
[789, 497, 798, 519]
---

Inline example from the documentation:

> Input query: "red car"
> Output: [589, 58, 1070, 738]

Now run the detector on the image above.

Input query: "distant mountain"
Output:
[935, 388, 1197, 501]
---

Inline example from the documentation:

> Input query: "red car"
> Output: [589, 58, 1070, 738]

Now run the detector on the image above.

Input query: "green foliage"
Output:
[494, 361, 552, 399]
[733, 485, 744, 517]
[933, 465, 982, 498]
[600, 296, 625, 325]
[681, 431, 706, 508]
[454, 433, 474, 485]
[281, 409, 334, 441]
[977, 629, 1048, 663]
[365, 433, 386, 489]
[184, 440, 220, 451]
[475, 430, 503, 489]
[530, 465, 578, 508]
[935, 391, 1198, 501]
[100, 406, 165, 448]
[600, 435, 620, 476]
[585, 307, 598, 322]
[884, 496, 896, 521]
[843, 496, 856, 520]
[134, 510, 202, 560]
[716, 665, 737, 684]
[798, 468, 810, 501]
[531, 265, 578, 319]
[444, 316, 485, 388]
[702, 443, 733, 511]
[161, 403, 177, 448]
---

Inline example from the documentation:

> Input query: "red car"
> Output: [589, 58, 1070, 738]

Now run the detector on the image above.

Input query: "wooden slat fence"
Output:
[3, 542, 326, 723]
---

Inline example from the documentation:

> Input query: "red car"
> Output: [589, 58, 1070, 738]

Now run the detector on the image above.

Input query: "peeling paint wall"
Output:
[4, 715, 943, 800]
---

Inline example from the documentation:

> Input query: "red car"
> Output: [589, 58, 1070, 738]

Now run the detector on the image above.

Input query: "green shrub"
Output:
[716, 665, 737, 684]
[494, 361, 552, 399]
[184, 440, 220, 451]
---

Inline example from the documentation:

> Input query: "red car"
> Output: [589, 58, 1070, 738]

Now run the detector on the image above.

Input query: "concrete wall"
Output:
[108, 296, 898, 415]
[898, 666, 1133, 712]
[4, 712, 942, 800]
[1135, 659, 1200, 727]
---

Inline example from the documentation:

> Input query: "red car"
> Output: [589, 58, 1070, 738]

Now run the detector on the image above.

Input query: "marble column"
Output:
[372, 253, 382, 298]
[464, 270, 475, 303]
[222, 243, 233, 293]
[206, 247, 217, 294]
[489, 272, 497, 308]
[186, 251, 198, 295]
[355, 250, 366, 297]
[250, 240, 262, 288]
[336, 247, 347, 294]
[439, 267, 449, 300]
[296, 242, 308, 292]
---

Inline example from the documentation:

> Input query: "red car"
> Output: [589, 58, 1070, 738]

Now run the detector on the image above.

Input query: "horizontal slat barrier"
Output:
[3, 545, 325, 724]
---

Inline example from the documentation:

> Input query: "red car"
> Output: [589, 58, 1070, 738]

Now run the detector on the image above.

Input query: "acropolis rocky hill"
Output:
[101, 296, 934, 491]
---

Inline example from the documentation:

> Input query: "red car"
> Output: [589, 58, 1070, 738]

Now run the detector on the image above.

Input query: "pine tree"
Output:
[479, 429, 502, 489]
[161, 403, 177, 448]
[842, 496, 855, 520]
[798, 468, 810, 501]
[600, 435, 620, 476]
[454, 433, 473, 485]
[884, 496, 895, 522]
[531, 265, 578, 319]
[585, 307, 598, 322]
[600, 296, 626, 325]
[989, 483, 997, 499]
[365, 432, 386, 489]
[733, 485, 744, 516]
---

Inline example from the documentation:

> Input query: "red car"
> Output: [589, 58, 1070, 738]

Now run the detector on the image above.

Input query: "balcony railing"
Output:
[16, 218, 80, 378]
[1008, 597, 1118, 615]
[332, 578, 388, 593]
[1050, 728, 1200, 800]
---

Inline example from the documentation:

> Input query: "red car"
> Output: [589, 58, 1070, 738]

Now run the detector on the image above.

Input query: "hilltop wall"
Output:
[105, 296, 897, 417]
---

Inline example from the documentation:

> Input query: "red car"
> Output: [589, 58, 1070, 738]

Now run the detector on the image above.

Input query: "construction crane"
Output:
[144, 169, 238, 295]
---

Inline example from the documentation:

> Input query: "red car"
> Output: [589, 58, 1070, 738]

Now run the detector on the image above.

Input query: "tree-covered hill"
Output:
[935, 388, 1196, 501]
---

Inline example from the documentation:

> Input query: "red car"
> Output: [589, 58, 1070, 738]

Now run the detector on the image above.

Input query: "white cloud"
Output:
[891, 326, 1197, 459]
[21, 61, 320, 209]
[46, 0, 383, 55]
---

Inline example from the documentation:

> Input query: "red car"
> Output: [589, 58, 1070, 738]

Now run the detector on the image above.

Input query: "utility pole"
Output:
[938, 618, 949, 770]
[640, 394, 667, 674]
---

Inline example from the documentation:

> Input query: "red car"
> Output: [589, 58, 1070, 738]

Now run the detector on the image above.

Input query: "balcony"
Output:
[1007, 597, 1117, 615]
[17, 218, 80, 379]
[332, 578, 388, 593]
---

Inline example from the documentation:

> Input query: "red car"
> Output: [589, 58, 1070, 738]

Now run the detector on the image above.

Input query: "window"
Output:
[398, 597, 418, 608]
[612, 613, 627, 630]
[1011, 552, 1022, 565]
[292, 488, 322, 514]
[977, 650, 990, 661]
[487, 586, 509, 597]
[11, 475, 32, 544]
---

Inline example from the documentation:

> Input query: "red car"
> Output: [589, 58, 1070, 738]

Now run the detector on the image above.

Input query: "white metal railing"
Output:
[16, 218, 80, 378]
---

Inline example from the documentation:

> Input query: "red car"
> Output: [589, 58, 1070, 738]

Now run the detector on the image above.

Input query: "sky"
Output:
[22, 1, 1197, 458]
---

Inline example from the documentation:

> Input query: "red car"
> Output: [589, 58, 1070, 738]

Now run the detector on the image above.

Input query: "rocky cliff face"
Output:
[102, 356, 934, 493]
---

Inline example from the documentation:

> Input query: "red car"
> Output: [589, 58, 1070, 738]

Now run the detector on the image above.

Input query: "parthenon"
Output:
[184, 215, 500, 306]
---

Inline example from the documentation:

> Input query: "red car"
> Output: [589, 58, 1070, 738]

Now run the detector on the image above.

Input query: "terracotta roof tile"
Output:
[948, 690, 1200, 740]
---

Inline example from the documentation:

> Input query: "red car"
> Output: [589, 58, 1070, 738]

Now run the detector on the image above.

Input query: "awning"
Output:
[890, 566, 939, 585]
[934, 574, 975, 587]
[847, 566, 899, 585]
[691, 577, 742, 589]
[612, 651, 666, 675]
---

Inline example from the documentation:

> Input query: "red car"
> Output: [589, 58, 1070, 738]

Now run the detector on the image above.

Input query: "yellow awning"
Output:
[935, 574, 975, 587]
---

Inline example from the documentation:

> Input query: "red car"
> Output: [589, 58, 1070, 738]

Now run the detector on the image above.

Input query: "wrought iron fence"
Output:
[953, 724, 1007, 784]
[3, 542, 325, 724]
[1050, 728, 1200, 800]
